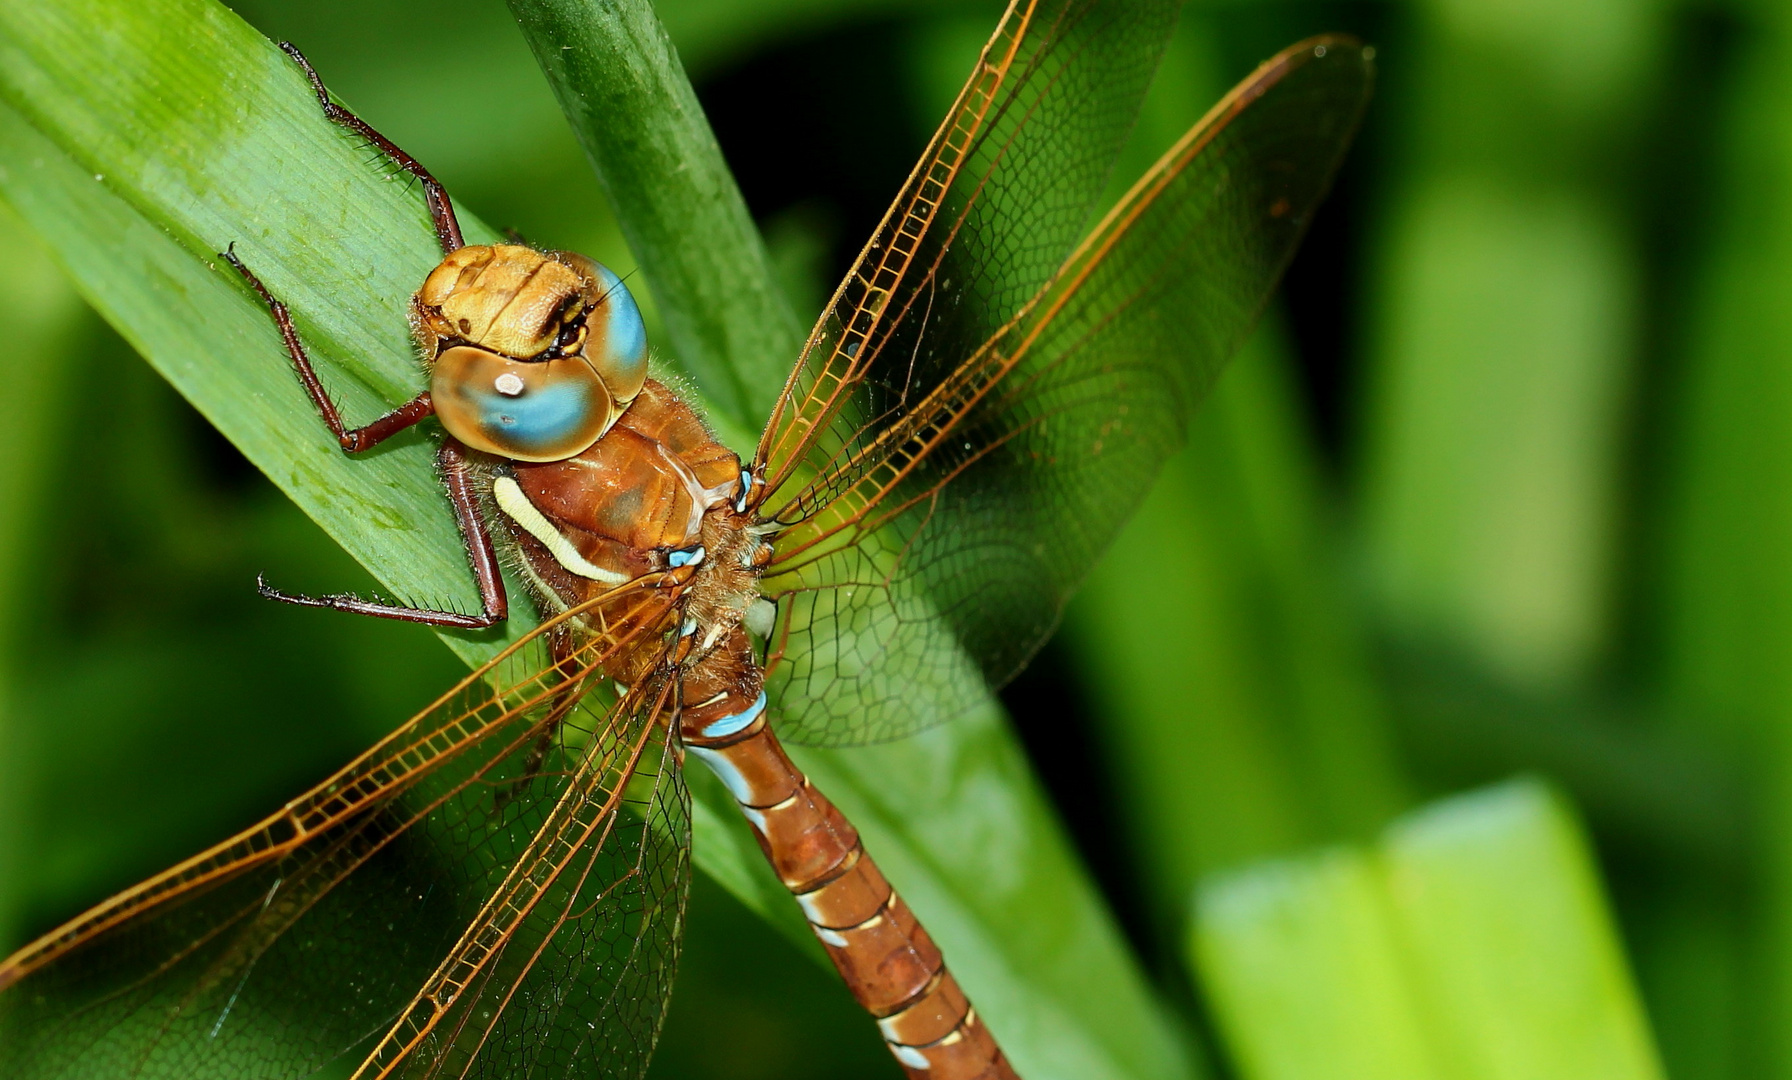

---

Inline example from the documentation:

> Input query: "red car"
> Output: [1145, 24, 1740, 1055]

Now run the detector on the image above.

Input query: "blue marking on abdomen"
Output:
[699, 690, 766, 740]
[687, 744, 753, 802]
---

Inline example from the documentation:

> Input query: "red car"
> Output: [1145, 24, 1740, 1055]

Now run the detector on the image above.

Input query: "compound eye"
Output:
[555, 254, 648, 404]
[431, 345, 617, 462]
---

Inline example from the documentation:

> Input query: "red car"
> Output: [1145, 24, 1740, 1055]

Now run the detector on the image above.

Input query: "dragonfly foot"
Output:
[255, 573, 504, 629]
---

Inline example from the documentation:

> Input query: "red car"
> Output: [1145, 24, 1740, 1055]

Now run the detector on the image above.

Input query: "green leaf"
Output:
[1071, 334, 1409, 939]
[1192, 778, 1666, 1080]
[0, 202, 85, 954]
[0, 1, 1193, 1077]
[1660, 10, 1792, 1074]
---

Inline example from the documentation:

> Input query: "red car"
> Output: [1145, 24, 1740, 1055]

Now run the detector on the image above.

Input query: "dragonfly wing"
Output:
[0, 586, 684, 1079]
[357, 675, 689, 1080]
[754, 0, 1182, 501]
[758, 38, 1374, 745]
[750, 0, 1182, 747]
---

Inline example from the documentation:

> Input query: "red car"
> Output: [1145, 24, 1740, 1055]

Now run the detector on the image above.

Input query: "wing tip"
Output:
[1278, 33, 1377, 82]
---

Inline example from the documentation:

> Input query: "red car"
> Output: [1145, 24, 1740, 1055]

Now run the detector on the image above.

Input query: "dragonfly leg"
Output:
[223, 245, 435, 454]
[258, 439, 510, 629]
[279, 41, 464, 254]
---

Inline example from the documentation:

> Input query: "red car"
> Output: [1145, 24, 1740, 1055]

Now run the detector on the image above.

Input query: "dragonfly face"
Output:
[0, 6, 1376, 1079]
[420, 245, 648, 462]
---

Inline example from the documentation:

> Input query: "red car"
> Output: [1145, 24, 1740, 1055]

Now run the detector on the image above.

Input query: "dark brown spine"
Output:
[682, 683, 1019, 1080]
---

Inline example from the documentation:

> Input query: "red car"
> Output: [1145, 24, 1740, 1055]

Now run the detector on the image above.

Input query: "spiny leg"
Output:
[226, 49, 503, 628]
[256, 438, 508, 628]
[279, 41, 465, 254]
[233, 51, 500, 624]
[223, 245, 433, 453]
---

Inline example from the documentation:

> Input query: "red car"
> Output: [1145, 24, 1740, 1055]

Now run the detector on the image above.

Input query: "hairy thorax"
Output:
[481, 378, 768, 686]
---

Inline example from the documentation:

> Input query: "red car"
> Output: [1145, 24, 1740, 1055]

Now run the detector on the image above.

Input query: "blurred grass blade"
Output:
[1662, 10, 1792, 1076]
[1358, 0, 1657, 691]
[1073, 335, 1409, 945]
[0, 1, 1193, 1078]
[1063, 14, 1408, 961]
[1193, 778, 1666, 1080]
[0, 205, 84, 954]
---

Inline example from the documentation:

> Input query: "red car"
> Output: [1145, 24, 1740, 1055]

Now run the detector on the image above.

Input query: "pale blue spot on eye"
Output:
[667, 545, 705, 569]
[468, 378, 595, 455]
[699, 690, 766, 739]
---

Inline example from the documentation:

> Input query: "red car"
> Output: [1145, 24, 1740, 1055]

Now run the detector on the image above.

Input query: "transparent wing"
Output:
[0, 581, 688, 1080]
[359, 673, 689, 1080]
[757, 37, 1374, 745]
[754, 0, 1182, 500]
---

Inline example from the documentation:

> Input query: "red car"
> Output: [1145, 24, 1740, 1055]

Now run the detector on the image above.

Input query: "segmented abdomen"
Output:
[682, 677, 1019, 1080]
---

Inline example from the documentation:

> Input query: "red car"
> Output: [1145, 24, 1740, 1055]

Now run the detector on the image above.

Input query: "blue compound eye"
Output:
[552, 254, 647, 405]
[431, 345, 618, 462]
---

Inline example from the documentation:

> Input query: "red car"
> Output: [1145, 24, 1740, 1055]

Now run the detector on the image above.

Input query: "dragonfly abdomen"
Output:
[681, 665, 1018, 1080]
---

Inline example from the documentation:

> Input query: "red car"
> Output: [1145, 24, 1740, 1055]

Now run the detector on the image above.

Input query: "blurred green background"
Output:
[1, 0, 1787, 1076]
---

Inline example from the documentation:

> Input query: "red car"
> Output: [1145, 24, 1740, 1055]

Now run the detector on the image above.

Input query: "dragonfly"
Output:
[0, 1, 1372, 1077]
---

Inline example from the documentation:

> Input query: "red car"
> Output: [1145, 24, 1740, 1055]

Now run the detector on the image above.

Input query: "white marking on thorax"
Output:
[492, 476, 628, 585]
[656, 451, 717, 544]
[700, 621, 728, 651]
[733, 468, 753, 513]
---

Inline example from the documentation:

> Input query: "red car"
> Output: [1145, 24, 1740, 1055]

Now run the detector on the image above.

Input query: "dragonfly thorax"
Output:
[487, 377, 762, 659]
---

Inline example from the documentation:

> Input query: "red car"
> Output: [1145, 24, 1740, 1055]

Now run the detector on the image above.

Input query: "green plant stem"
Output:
[507, 0, 803, 434]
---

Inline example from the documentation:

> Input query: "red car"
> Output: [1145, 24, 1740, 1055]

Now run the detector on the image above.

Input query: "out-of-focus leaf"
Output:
[0, 204, 83, 951]
[1073, 336, 1408, 935]
[1358, 0, 1659, 690]
[0, 1, 1194, 1078]
[1661, 9, 1792, 1078]
[1194, 779, 1666, 1080]
[1064, 13, 1408, 951]
[1363, 184, 1633, 688]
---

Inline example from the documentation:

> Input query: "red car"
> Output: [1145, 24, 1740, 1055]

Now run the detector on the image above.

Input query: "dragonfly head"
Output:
[415, 245, 648, 462]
